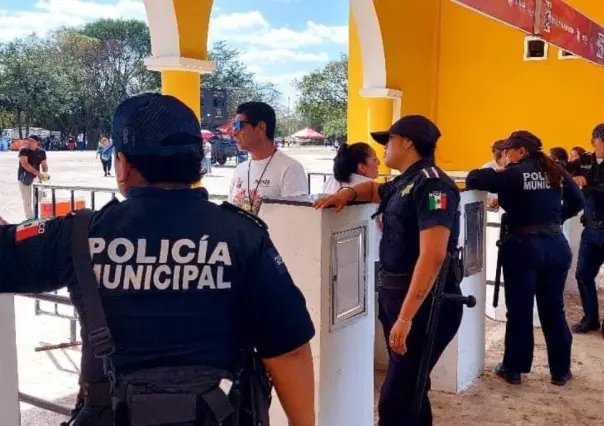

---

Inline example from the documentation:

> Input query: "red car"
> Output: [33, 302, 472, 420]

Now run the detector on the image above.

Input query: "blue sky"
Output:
[0, 0, 349, 105]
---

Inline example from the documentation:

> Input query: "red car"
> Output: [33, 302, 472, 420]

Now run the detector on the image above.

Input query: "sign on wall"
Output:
[452, 0, 539, 34]
[538, 0, 604, 66]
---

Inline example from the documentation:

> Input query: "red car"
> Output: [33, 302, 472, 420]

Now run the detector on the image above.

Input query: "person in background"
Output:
[203, 139, 213, 175]
[566, 124, 604, 336]
[482, 140, 507, 170]
[17, 135, 49, 220]
[323, 142, 380, 194]
[549, 147, 569, 168]
[569, 146, 587, 163]
[96, 137, 114, 177]
[481, 140, 507, 210]
[229, 102, 308, 215]
[466, 131, 584, 386]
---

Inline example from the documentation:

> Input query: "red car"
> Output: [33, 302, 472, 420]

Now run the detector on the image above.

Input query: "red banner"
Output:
[539, 0, 604, 66]
[453, 0, 538, 34]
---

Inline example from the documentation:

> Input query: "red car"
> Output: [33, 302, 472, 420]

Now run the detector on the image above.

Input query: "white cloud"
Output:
[0, 1, 346, 103]
[241, 49, 329, 63]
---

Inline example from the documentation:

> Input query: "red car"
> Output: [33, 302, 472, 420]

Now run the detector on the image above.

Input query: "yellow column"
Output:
[365, 97, 393, 175]
[162, 71, 201, 120]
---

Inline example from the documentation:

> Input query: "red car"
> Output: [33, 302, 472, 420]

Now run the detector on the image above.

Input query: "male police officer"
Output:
[314, 115, 463, 426]
[567, 123, 604, 336]
[0, 93, 316, 426]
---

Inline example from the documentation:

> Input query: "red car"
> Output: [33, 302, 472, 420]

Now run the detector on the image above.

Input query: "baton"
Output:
[412, 253, 477, 421]
[493, 213, 507, 308]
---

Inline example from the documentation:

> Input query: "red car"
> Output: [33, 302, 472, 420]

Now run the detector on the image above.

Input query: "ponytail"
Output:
[333, 142, 372, 183]
[530, 151, 566, 190]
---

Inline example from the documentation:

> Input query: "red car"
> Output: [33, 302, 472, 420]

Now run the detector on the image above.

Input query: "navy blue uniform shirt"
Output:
[466, 157, 584, 229]
[567, 152, 604, 221]
[0, 187, 315, 382]
[377, 158, 461, 275]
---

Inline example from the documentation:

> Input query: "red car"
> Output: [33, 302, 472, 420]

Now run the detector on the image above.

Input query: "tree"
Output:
[294, 54, 347, 136]
[204, 41, 282, 118]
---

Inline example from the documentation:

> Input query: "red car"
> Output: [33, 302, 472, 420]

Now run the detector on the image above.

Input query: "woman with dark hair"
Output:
[466, 130, 584, 387]
[323, 142, 380, 193]
[569, 146, 587, 162]
[549, 147, 569, 168]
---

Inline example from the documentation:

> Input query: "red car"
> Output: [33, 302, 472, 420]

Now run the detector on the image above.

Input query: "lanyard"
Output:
[248, 151, 277, 211]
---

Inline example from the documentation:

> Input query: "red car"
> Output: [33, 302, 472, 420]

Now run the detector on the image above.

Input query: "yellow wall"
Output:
[347, 13, 367, 144]
[436, 0, 604, 170]
[374, 0, 441, 120]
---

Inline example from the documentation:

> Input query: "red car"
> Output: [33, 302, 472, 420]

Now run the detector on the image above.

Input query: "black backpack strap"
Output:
[70, 210, 116, 371]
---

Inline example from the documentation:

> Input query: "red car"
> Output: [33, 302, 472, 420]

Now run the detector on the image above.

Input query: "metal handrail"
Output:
[19, 392, 72, 417]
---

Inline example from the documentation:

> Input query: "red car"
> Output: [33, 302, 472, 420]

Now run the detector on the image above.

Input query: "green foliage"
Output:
[294, 54, 347, 137]
[204, 41, 281, 118]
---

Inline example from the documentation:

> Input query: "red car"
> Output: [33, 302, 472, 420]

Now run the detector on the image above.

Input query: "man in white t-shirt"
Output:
[229, 102, 308, 214]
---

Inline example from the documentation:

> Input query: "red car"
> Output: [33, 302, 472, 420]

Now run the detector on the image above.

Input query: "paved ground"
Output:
[1, 149, 603, 425]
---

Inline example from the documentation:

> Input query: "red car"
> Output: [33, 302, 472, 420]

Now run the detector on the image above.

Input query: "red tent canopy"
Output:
[217, 119, 233, 136]
[291, 127, 324, 139]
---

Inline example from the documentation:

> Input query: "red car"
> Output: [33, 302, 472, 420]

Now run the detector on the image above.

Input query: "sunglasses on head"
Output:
[233, 120, 258, 131]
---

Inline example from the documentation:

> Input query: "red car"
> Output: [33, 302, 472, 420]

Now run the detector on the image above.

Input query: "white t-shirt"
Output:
[228, 150, 308, 214]
[322, 173, 372, 194]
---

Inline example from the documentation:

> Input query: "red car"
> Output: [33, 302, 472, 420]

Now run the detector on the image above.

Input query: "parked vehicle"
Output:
[210, 137, 238, 165]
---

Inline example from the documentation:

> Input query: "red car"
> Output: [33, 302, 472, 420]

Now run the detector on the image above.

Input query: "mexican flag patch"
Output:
[428, 192, 447, 211]
[15, 220, 45, 243]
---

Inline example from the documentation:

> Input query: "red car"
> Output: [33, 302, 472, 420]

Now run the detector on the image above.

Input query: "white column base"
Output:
[0, 295, 20, 426]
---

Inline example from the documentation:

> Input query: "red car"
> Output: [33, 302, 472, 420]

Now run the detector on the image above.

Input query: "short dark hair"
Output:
[236, 102, 276, 140]
[549, 147, 569, 163]
[123, 153, 202, 185]
[333, 142, 373, 183]
[572, 146, 586, 155]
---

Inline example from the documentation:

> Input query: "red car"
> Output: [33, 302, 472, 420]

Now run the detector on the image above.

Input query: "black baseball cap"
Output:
[592, 123, 604, 140]
[28, 135, 41, 143]
[111, 93, 201, 157]
[370, 115, 441, 146]
[499, 130, 542, 152]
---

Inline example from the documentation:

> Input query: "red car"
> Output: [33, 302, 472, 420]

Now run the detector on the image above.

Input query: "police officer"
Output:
[315, 115, 464, 426]
[567, 123, 604, 336]
[466, 130, 584, 386]
[0, 93, 316, 426]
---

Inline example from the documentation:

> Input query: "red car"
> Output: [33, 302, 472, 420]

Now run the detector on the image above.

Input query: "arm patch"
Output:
[220, 202, 268, 230]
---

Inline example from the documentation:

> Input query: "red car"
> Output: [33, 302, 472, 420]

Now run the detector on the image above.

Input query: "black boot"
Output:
[495, 363, 521, 385]
[551, 371, 572, 386]
[571, 318, 600, 334]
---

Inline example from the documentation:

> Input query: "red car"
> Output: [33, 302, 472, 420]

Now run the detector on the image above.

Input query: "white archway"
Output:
[349, 0, 387, 90]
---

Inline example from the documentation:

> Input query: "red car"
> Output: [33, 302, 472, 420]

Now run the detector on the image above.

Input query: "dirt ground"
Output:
[374, 293, 604, 426]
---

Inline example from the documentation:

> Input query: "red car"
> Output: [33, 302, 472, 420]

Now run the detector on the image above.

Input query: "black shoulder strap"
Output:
[70, 209, 116, 360]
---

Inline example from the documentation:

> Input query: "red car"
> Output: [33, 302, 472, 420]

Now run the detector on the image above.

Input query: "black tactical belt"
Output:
[376, 265, 412, 290]
[583, 219, 604, 229]
[509, 224, 562, 235]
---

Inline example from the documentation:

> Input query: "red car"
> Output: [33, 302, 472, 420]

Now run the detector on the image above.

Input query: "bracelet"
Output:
[339, 186, 357, 201]
[396, 317, 412, 325]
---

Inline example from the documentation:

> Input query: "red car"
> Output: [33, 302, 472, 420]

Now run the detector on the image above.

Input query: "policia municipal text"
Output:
[315, 115, 466, 426]
[0, 94, 316, 426]
[466, 131, 584, 386]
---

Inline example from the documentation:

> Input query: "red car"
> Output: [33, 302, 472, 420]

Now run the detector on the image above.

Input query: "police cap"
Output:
[111, 93, 202, 157]
[370, 115, 441, 146]
[499, 130, 542, 152]
[592, 123, 604, 140]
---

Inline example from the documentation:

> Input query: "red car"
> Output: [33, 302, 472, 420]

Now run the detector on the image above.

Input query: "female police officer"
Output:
[466, 130, 584, 386]
[315, 115, 463, 426]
